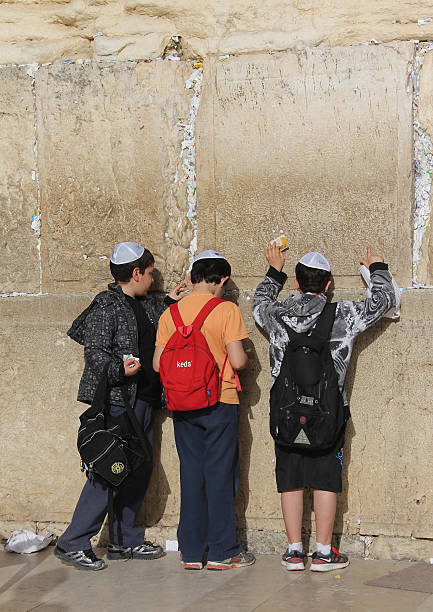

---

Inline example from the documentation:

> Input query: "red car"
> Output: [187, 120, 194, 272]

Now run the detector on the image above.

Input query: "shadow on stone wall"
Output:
[138, 409, 171, 528]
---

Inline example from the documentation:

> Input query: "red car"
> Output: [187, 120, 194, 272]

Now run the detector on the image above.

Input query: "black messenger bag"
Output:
[77, 363, 151, 487]
[269, 302, 345, 452]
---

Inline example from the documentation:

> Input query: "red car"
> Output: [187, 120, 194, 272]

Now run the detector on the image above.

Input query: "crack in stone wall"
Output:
[413, 41, 433, 287]
[27, 62, 42, 296]
[182, 63, 203, 260]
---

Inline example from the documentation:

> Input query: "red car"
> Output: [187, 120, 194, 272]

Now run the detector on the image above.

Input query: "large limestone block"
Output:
[2, 1, 433, 63]
[124, 1, 433, 57]
[93, 34, 169, 60]
[36, 61, 194, 293]
[0, 67, 40, 294]
[342, 289, 433, 539]
[197, 45, 414, 288]
[418, 214, 433, 286]
[0, 39, 91, 65]
[0, 295, 90, 522]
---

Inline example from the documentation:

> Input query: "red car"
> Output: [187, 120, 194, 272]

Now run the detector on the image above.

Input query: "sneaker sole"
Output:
[310, 560, 350, 572]
[53, 548, 106, 571]
[207, 560, 256, 571]
[107, 551, 164, 561]
[183, 563, 203, 570]
[281, 559, 305, 571]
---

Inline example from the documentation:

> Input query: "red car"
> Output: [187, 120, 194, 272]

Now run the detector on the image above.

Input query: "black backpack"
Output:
[269, 302, 345, 451]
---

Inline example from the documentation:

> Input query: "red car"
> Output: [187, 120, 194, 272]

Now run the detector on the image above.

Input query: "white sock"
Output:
[316, 542, 331, 556]
[288, 542, 303, 553]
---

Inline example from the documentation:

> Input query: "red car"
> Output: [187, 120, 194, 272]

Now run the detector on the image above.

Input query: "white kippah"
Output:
[299, 251, 331, 272]
[192, 249, 228, 263]
[110, 242, 145, 265]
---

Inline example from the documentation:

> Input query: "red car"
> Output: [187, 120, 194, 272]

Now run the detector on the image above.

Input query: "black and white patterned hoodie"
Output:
[252, 264, 398, 405]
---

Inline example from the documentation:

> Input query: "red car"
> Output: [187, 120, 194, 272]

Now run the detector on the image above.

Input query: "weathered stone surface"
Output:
[0, 66, 40, 294]
[0, 295, 90, 523]
[197, 45, 414, 288]
[0, 522, 37, 542]
[2, 1, 433, 63]
[0, 39, 91, 65]
[35, 61, 194, 293]
[369, 535, 433, 561]
[418, 213, 433, 285]
[93, 33, 168, 60]
[418, 50, 433, 139]
[417, 50, 433, 286]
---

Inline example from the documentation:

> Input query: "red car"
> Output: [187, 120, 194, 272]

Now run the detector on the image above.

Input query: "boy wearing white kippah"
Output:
[252, 244, 398, 572]
[54, 242, 185, 571]
[154, 250, 255, 571]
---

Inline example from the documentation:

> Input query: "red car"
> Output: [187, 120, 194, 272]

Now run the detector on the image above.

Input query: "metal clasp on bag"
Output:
[80, 460, 89, 473]
[299, 395, 315, 406]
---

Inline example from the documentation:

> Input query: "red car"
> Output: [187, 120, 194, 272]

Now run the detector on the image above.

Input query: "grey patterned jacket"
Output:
[252, 264, 398, 405]
[68, 283, 171, 407]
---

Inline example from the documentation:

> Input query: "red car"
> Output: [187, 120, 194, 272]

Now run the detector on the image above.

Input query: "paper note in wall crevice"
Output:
[360, 265, 401, 319]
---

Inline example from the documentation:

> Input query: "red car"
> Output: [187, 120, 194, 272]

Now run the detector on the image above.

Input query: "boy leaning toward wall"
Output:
[252, 243, 398, 572]
[153, 250, 255, 571]
[54, 242, 185, 571]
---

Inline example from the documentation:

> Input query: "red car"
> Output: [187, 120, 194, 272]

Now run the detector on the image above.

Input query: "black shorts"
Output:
[275, 425, 346, 493]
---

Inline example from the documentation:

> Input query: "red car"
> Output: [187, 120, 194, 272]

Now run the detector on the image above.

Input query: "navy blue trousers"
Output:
[173, 402, 241, 563]
[58, 399, 153, 552]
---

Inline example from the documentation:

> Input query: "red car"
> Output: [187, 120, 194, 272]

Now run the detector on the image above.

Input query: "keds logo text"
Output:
[177, 361, 192, 368]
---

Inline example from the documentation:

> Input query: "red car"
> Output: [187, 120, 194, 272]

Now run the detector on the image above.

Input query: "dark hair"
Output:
[295, 262, 331, 294]
[190, 258, 231, 285]
[110, 249, 154, 283]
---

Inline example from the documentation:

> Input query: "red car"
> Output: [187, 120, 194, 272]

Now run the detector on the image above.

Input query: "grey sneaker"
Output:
[53, 545, 106, 571]
[107, 541, 164, 560]
[207, 551, 256, 570]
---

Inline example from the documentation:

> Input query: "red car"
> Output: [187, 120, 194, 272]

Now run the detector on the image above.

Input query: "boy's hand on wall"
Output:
[265, 242, 285, 272]
[168, 282, 188, 301]
[124, 357, 141, 376]
[360, 245, 384, 268]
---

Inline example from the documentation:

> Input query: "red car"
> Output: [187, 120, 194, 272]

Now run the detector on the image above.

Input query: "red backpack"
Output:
[159, 297, 228, 411]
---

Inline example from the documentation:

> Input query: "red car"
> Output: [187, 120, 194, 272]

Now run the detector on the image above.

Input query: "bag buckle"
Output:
[299, 395, 314, 406]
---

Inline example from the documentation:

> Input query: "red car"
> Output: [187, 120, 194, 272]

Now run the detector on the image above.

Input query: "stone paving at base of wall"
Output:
[1, 549, 433, 612]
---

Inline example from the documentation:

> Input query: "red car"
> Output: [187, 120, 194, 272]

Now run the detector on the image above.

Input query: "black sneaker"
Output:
[281, 549, 307, 571]
[310, 546, 349, 572]
[53, 545, 106, 571]
[107, 541, 164, 560]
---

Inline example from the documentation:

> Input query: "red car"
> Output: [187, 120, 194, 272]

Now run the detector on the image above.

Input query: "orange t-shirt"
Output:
[156, 292, 248, 405]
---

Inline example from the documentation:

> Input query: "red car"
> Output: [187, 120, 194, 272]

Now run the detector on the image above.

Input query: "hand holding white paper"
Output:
[5, 530, 55, 554]
[360, 265, 401, 320]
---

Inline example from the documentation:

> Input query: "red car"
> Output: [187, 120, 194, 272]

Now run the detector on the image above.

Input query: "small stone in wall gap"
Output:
[418, 18, 432, 26]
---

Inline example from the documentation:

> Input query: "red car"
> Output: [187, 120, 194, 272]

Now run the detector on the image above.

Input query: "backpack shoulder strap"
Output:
[169, 302, 184, 329]
[192, 297, 225, 329]
[311, 302, 337, 341]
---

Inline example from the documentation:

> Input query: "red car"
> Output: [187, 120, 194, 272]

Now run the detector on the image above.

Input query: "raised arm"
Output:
[252, 243, 288, 335]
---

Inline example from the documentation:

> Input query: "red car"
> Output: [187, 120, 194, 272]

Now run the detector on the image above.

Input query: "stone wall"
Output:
[1, 2, 433, 561]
